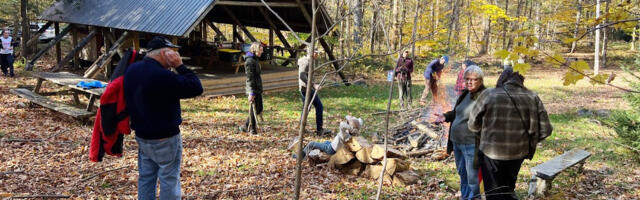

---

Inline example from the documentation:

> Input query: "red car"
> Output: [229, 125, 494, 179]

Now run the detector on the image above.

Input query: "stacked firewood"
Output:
[308, 136, 420, 186]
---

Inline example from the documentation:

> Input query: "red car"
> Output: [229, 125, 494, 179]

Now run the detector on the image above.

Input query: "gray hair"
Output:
[249, 42, 262, 53]
[464, 65, 484, 79]
[146, 49, 163, 56]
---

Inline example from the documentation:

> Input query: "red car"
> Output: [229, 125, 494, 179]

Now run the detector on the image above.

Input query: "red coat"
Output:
[89, 76, 130, 162]
[89, 49, 138, 162]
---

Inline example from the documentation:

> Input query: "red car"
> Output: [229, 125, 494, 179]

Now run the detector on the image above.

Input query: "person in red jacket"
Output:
[395, 50, 414, 109]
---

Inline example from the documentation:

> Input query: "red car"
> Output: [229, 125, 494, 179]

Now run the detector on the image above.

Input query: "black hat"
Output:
[147, 36, 180, 51]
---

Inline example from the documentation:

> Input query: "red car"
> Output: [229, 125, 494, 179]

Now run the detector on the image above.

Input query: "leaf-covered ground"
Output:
[1, 63, 639, 199]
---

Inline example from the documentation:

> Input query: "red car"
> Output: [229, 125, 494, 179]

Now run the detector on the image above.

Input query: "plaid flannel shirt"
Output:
[468, 82, 553, 160]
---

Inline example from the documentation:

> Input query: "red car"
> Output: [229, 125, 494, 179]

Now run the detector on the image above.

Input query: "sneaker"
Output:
[316, 129, 332, 136]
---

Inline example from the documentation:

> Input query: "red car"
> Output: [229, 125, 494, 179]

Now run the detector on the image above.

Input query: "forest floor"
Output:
[1, 46, 639, 199]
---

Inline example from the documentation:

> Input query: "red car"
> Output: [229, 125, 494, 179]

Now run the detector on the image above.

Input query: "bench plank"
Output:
[33, 72, 106, 96]
[531, 148, 591, 180]
[10, 88, 93, 118]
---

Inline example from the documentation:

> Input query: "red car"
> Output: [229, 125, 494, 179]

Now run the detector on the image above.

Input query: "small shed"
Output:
[26, 0, 345, 96]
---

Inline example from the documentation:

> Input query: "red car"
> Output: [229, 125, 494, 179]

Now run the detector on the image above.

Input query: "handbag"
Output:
[502, 87, 537, 160]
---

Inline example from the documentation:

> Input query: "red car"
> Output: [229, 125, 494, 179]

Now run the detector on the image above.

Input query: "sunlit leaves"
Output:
[545, 54, 566, 68]
[513, 63, 531, 75]
[569, 60, 590, 73]
[590, 73, 610, 85]
[494, 50, 510, 60]
[563, 70, 584, 86]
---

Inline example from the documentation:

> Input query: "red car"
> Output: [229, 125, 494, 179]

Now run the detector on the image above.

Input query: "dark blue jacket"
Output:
[424, 59, 444, 80]
[124, 57, 203, 140]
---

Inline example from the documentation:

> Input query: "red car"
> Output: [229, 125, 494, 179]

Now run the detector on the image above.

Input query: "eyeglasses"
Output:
[465, 78, 481, 82]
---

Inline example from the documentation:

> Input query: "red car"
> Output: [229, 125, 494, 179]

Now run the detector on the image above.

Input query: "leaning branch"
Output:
[541, 51, 640, 93]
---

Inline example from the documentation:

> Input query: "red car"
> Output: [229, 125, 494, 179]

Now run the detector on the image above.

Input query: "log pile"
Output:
[308, 136, 420, 186]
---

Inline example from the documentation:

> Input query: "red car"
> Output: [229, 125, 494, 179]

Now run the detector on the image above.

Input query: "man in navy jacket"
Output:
[124, 36, 202, 200]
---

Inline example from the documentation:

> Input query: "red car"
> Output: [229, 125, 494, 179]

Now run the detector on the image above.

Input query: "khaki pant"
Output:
[420, 78, 438, 103]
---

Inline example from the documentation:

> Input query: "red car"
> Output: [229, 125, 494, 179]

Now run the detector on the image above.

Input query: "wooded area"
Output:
[1, 0, 640, 199]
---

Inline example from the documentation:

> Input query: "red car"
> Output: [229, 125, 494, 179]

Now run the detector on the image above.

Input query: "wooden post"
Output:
[84, 31, 129, 78]
[25, 26, 72, 71]
[72, 26, 79, 69]
[293, 0, 348, 84]
[133, 32, 140, 51]
[269, 29, 274, 46]
[55, 23, 61, 63]
[222, 6, 257, 42]
[52, 29, 97, 72]
[202, 21, 208, 42]
[233, 24, 238, 43]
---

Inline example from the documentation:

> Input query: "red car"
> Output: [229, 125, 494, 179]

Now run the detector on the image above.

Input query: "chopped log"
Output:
[405, 149, 435, 157]
[364, 165, 393, 184]
[392, 170, 420, 187]
[408, 133, 428, 148]
[328, 147, 354, 166]
[355, 147, 377, 164]
[385, 158, 410, 175]
[346, 136, 372, 152]
[410, 120, 440, 139]
[371, 144, 407, 160]
[307, 149, 331, 164]
[335, 159, 364, 176]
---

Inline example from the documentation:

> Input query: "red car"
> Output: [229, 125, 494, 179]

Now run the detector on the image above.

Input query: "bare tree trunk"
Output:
[601, 0, 609, 67]
[398, 0, 407, 49]
[293, 0, 318, 198]
[435, 0, 440, 34]
[570, 0, 583, 53]
[594, 0, 600, 75]
[446, 0, 460, 53]
[20, 0, 30, 59]
[411, 0, 420, 58]
[466, 0, 472, 57]
[479, 16, 491, 55]
[392, 0, 399, 49]
[507, 0, 523, 49]
[370, 8, 378, 54]
[632, 27, 637, 51]
[353, 0, 363, 51]
[502, 0, 509, 50]
[534, 0, 540, 48]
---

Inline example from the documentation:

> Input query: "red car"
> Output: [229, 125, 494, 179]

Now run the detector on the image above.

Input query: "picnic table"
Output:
[10, 72, 107, 119]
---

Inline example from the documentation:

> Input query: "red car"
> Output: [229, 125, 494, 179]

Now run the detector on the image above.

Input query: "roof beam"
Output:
[52, 28, 97, 72]
[216, 1, 299, 7]
[25, 25, 72, 71]
[222, 6, 257, 42]
[204, 20, 228, 41]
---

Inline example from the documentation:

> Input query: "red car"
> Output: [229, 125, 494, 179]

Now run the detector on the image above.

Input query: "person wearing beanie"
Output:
[420, 55, 449, 105]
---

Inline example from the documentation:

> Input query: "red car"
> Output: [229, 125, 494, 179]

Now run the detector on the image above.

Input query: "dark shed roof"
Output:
[39, 0, 332, 37]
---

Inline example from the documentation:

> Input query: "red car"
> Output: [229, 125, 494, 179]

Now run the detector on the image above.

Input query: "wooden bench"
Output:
[10, 88, 93, 119]
[528, 148, 591, 197]
[32, 72, 106, 112]
[11, 72, 106, 119]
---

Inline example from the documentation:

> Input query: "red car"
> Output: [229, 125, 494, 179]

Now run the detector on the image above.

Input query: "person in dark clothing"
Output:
[297, 49, 332, 135]
[124, 36, 203, 200]
[468, 68, 553, 200]
[239, 42, 264, 134]
[395, 50, 414, 109]
[420, 55, 449, 105]
[436, 65, 485, 200]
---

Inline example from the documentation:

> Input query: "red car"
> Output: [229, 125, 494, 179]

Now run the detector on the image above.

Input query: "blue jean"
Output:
[136, 134, 182, 200]
[302, 141, 336, 159]
[0, 54, 14, 76]
[453, 143, 479, 200]
[300, 88, 324, 131]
